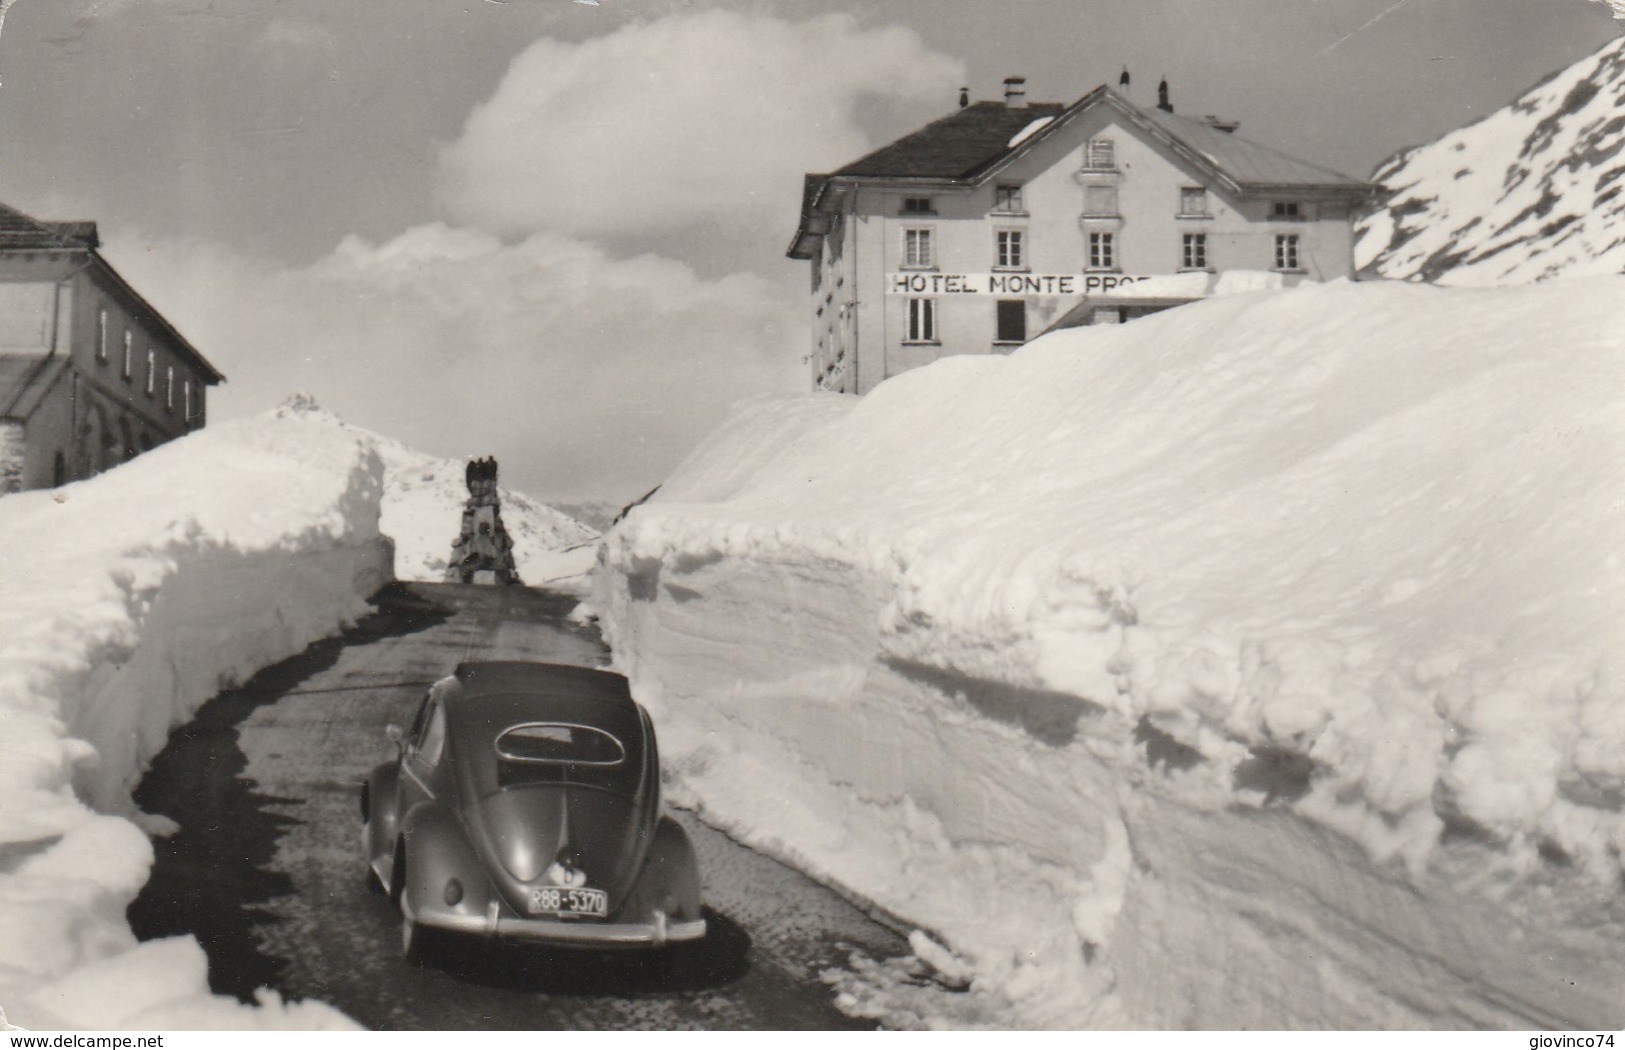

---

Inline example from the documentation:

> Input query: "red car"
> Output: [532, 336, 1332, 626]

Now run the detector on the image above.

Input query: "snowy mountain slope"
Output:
[254, 395, 598, 589]
[1355, 34, 1625, 285]
[596, 276, 1625, 1028]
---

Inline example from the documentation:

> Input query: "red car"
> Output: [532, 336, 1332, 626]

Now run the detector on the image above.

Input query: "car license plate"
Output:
[528, 886, 608, 917]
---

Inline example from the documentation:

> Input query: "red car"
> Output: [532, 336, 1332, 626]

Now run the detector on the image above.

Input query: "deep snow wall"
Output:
[596, 277, 1625, 1028]
[0, 402, 385, 1029]
[69, 543, 392, 814]
[604, 552, 1620, 1028]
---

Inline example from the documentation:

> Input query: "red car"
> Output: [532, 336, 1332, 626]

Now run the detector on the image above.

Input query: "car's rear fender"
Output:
[613, 815, 704, 926]
[398, 802, 495, 930]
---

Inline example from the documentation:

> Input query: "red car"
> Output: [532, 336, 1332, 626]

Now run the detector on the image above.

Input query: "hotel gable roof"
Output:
[788, 85, 1373, 259]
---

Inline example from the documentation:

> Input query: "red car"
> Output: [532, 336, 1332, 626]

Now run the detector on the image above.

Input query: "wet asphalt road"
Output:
[128, 582, 909, 1030]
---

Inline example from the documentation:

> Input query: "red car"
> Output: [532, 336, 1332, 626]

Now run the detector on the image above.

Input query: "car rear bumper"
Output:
[410, 898, 706, 947]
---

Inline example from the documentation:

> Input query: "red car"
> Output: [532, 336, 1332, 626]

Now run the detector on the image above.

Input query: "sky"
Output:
[0, 0, 1618, 504]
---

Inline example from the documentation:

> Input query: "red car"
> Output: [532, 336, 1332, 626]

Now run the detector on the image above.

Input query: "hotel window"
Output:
[995, 229, 1025, 269]
[1182, 233, 1208, 270]
[1089, 231, 1116, 270]
[122, 331, 133, 380]
[906, 298, 937, 343]
[1272, 201, 1303, 220]
[995, 300, 1027, 344]
[1180, 187, 1209, 216]
[1275, 234, 1301, 271]
[903, 228, 934, 268]
[902, 197, 935, 215]
[165, 365, 175, 411]
[145, 348, 156, 396]
[96, 309, 108, 362]
[1086, 138, 1116, 169]
[1083, 184, 1118, 217]
[993, 184, 1024, 213]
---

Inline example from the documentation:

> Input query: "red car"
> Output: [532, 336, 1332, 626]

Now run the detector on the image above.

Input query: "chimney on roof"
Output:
[1003, 76, 1027, 109]
[1158, 78, 1173, 113]
[1119, 68, 1130, 94]
[959, 86, 969, 109]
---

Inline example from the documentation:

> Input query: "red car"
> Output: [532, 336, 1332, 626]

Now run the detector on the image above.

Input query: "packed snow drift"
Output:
[0, 400, 388, 1029]
[0, 396, 597, 1029]
[596, 276, 1625, 1028]
[1357, 34, 1625, 285]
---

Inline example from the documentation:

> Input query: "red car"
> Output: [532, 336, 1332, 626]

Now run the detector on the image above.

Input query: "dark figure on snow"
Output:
[445, 456, 522, 585]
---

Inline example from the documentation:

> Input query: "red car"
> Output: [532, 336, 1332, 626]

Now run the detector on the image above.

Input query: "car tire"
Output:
[392, 845, 432, 964]
[401, 913, 428, 964]
[362, 822, 385, 895]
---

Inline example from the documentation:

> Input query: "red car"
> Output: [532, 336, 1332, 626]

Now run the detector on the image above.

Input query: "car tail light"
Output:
[444, 878, 464, 906]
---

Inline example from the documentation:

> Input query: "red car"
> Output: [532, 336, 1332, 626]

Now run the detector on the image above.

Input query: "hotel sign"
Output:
[887, 273, 1150, 296]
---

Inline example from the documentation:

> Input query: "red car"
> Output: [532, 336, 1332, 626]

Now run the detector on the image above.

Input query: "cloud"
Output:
[84, 10, 965, 504]
[101, 223, 803, 503]
[435, 10, 964, 248]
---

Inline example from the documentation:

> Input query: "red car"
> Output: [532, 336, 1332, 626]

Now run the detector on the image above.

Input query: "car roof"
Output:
[437, 662, 649, 796]
[452, 661, 635, 707]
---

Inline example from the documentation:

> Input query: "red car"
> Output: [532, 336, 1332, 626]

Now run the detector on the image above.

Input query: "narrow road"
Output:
[129, 583, 909, 1030]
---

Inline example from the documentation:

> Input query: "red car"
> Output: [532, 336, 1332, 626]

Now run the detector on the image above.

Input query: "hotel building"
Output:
[789, 77, 1372, 393]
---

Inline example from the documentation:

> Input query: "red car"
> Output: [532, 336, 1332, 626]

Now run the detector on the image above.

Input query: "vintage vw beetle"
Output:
[361, 661, 706, 959]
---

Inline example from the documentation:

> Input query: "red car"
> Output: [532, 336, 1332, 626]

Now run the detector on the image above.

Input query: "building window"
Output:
[1086, 138, 1116, 169]
[1083, 184, 1118, 217]
[902, 197, 935, 215]
[994, 184, 1024, 213]
[906, 298, 937, 343]
[1089, 231, 1116, 270]
[145, 348, 156, 396]
[1180, 187, 1209, 216]
[184, 380, 194, 422]
[96, 310, 108, 362]
[903, 228, 934, 268]
[122, 331, 133, 380]
[165, 366, 175, 411]
[1272, 201, 1303, 220]
[1182, 233, 1208, 270]
[995, 300, 1027, 343]
[995, 229, 1025, 269]
[1275, 234, 1301, 270]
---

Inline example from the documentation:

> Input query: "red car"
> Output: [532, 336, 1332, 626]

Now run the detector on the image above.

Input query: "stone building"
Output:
[789, 77, 1373, 393]
[0, 203, 223, 493]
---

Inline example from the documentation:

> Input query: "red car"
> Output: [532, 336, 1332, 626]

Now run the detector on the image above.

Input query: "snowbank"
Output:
[596, 276, 1625, 1028]
[0, 400, 386, 1029]
[1106, 269, 1290, 300]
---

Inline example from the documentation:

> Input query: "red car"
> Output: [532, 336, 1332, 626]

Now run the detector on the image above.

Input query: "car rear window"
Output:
[495, 723, 626, 766]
